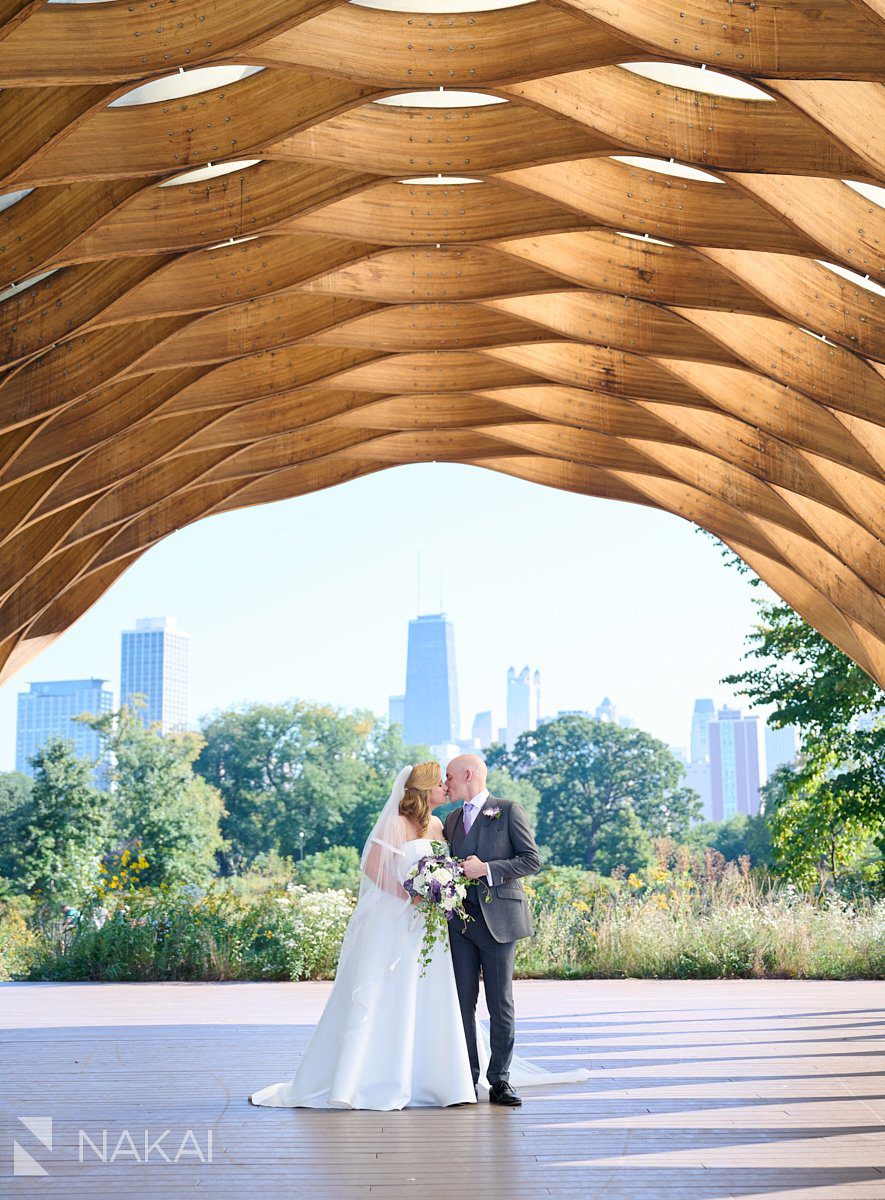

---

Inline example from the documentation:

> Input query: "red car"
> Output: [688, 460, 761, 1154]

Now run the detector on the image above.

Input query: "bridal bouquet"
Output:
[403, 840, 471, 977]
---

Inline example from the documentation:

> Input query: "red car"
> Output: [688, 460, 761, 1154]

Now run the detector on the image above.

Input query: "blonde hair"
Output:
[399, 761, 441, 836]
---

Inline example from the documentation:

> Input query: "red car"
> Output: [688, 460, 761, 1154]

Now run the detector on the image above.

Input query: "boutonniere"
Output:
[483, 806, 502, 820]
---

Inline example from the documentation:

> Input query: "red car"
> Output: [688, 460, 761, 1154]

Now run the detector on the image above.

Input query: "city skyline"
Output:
[0, 463, 774, 772]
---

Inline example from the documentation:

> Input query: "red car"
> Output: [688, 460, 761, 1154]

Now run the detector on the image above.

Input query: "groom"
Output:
[443, 753, 540, 1106]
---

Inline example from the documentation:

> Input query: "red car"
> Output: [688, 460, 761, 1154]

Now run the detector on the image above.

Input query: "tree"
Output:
[195, 701, 428, 870]
[19, 738, 109, 904]
[592, 803, 655, 876]
[497, 716, 700, 870]
[84, 706, 226, 887]
[0, 771, 34, 888]
[296, 845, 362, 892]
[488, 767, 540, 829]
[704, 531, 885, 889]
[685, 812, 772, 868]
[763, 753, 883, 891]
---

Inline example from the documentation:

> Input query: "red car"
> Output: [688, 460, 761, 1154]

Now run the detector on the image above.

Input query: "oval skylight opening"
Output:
[351, 0, 531, 10]
[613, 155, 723, 184]
[158, 160, 262, 188]
[843, 180, 885, 210]
[0, 269, 58, 306]
[375, 90, 507, 108]
[800, 327, 838, 347]
[616, 232, 675, 247]
[0, 188, 33, 214]
[817, 260, 885, 298]
[399, 175, 483, 185]
[205, 235, 262, 251]
[621, 62, 774, 102]
[110, 66, 264, 109]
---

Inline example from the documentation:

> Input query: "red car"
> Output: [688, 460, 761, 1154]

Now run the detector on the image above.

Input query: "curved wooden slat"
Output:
[0, 0, 882, 690]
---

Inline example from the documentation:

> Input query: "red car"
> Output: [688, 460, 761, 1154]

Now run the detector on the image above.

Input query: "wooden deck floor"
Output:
[1, 979, 883, 1199]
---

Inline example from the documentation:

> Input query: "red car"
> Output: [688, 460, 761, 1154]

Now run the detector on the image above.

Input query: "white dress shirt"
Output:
[462, 789, 494, 885]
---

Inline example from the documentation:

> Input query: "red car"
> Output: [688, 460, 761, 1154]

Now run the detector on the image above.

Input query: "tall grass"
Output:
[2, 860, 882, 982]
[517, 863, 885, 979]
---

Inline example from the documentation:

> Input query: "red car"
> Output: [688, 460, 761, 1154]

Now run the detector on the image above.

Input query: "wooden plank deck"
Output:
[0, 980, 883, 1199]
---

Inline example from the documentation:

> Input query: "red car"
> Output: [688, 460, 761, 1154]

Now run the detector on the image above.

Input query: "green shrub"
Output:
[2, 864, 882, 982]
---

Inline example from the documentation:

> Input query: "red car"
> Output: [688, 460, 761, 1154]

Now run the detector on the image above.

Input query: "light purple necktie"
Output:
[463, 803, 475, 835]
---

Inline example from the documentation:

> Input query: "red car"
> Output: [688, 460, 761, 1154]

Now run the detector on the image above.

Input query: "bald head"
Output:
[445, 753, 488, 803]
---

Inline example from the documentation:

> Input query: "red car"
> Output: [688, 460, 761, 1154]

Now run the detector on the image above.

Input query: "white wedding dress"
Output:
[250, 769, 591, 1111]
[250, 836, 477, 1109]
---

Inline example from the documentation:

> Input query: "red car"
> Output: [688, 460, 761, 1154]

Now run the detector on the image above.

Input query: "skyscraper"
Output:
[684, 760, 714, 821]
[121, 616, 190, 733]
[595, 696, 617, 723]
[16, 678, 113, 788]
[709, 706, 761, 820]
[472, 710, 494, 750]
[690, 698, 716, 763]
[388, 694, 406, 728]
[764, 721, 799, 780]
[402, 613, 460, 747]
[506, 666, 541, 748]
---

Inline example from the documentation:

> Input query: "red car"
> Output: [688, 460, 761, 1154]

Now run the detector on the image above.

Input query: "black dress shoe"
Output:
[488, 1080, 522, 1106]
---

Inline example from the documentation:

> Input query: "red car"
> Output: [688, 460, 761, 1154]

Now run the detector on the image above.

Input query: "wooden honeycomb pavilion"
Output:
[0, 0, 882, 687]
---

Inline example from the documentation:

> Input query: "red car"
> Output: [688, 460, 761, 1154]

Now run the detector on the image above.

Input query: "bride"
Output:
[249, 763, 590, 1110]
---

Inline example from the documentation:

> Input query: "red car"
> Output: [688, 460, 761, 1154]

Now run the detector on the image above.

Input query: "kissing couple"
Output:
[250, 754, 590, 1110]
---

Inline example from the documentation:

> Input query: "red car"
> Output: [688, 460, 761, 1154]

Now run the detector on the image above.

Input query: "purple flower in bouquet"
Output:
[403, 841, 472, 976]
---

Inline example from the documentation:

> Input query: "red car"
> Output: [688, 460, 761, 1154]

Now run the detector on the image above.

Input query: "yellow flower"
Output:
[121, 850, 131, 866]
[654, 894, 668, 910]
[627, 873, 644, 889]
[572, 900, 590, 914]
[652, 868, 669, 883]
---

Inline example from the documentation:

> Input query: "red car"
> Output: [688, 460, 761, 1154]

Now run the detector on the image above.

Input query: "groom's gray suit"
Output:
[445, 794, 541, 1087]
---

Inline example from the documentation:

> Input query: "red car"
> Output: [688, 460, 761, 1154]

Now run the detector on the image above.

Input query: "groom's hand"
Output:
[462, 856, 488, 880]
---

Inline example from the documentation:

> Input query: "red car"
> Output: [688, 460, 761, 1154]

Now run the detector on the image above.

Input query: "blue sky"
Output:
[0, 463, 772, 771]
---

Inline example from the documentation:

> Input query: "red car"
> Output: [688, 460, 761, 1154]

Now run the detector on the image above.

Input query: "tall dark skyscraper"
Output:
[403, 613, 460, 748]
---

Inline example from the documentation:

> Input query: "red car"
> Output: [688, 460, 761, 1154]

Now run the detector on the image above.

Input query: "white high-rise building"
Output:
[685, 759, 714, 821]
[764, 721, 799, 780]
[691, 698, 716, 763]
[506, 666, 541, 748]
[121, 616, 190, 733]
[472, 710, 494, 750]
